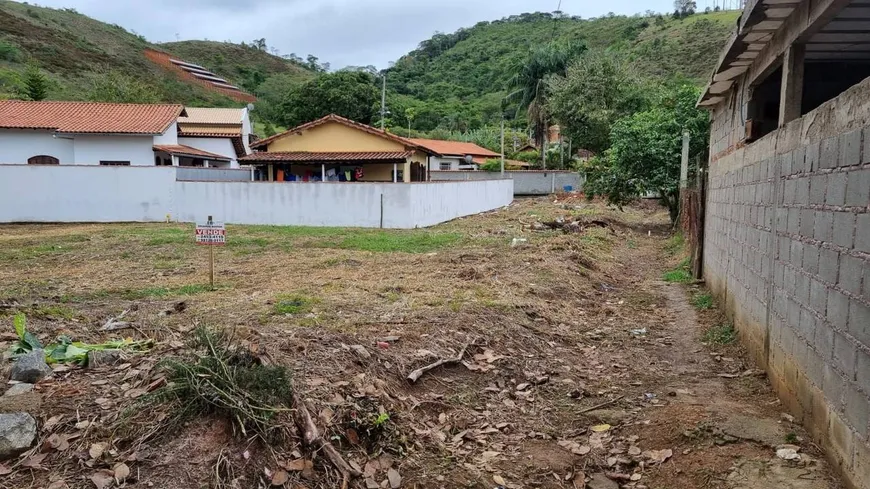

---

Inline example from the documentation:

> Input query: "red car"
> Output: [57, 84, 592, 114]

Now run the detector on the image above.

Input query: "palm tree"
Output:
[506, 42, 584, 169]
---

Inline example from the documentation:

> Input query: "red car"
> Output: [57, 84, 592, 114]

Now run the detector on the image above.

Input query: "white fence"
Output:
[175, 167, 253, 182]
[0, 165, 513, 229]
[430, 170, 584, 195]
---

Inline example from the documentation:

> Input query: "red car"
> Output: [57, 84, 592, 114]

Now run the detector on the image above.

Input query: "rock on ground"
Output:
[2, 383, 33, 396]
[0, 413, 36, 459]
[587, 473, 619, 489]
[9, 350, 52, 383]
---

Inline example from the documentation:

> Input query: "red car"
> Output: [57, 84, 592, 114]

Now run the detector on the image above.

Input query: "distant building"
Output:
[177, 107, 253, 168]
[409, 139, 500, 171]
[0, 100, 230, 167]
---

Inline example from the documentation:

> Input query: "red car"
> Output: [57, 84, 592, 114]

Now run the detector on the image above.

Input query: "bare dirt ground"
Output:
[0, 197, 844, 489]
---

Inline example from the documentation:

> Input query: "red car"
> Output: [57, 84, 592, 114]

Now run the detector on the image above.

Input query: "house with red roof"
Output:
[409, 138, 501, 171]
[0, 101, 234, 168]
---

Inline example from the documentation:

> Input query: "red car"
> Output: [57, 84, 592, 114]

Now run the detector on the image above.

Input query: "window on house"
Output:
[746, 65, 782, 142]
[27, 155, 59, 165]
[99, 161, 131, 166]
[439, 162, 451, 170]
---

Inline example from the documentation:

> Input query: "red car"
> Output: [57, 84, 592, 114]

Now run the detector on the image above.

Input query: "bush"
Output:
[511, 150, 540, 164]
[0, 40, 20, 62]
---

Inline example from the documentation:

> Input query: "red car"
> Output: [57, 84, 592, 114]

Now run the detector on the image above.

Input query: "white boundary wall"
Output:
[0, 165, 512, 229]
[430, 170, 584, 195]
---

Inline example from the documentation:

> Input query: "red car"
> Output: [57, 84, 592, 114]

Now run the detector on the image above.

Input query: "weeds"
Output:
[664, 257, 692, 283]
[703, 322, 737, 345]
[129, 327, 294, 441]
[665, 233, 685, 255]
[692, 293, 714, 310]
[785, 432, 798, 444]
[274, 293, 317, 315]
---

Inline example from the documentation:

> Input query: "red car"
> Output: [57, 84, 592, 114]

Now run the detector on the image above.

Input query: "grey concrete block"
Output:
[821, 136, 840, 170]
[799, 308, 817, 339]
[795, 177, 810, 205]
[810, 175, 827, 205]
[844, 384, 869, 438]
[805, 347, 825, 388]
[823, 363, 846, 408]
[848, 299, 870, 346]
[833, 331, 857, 376]
[819, 248, 839, 284]
[803, 244, 820, 275]
[863, 126, 870, 164]
[794, 146, 807, 174]
[801, 208, 816, 237]
[838, 254, 865, 296]
[815, 320, 835, 359]
[845, 169, 870, 208]
[810, 278, 829, 312]
[857, 214, 870, 254]
[833, 212, 856, 249]
[807, 140, 821, 171]
[787, 208, 801, 235]
[857, 348, 870, 390]
[780, 152, 793, 176]
[864, 266, 870, 302]
[788, 297, 802, 328]
[826, 172, 847, 207]
[840, 129, 862, 168]
[828, 290, 851, 330]
[814, 211, 834, 242]
[796, 271, 811, 304]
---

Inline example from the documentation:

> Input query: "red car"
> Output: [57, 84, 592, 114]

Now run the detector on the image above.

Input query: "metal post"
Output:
[207, 215, 215, 290]
[559, 135, 564, 169]
[379, 194, 384, 228]
[680, 130, 690, 189]
[380, 74, 387, 130]
[551, 172, 556, 194]
[500, 118, 505, 177]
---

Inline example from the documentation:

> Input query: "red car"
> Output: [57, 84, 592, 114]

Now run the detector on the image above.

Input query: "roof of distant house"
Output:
[178, 107, 245, 125]
[0, 101, 185, 135]
[250, 113, 429, 152]
[240, 151, 413, 163]
[409, 138, 500, 158]
[153, 144, 231, 161]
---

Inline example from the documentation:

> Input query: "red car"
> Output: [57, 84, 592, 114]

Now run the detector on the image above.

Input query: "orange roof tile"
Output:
[250, 114, 428, 152]
[0, 101, 184, 135]
[153, 144, 231, 161]
[410, 138, 500, 158]
[240, 151, 412, 163]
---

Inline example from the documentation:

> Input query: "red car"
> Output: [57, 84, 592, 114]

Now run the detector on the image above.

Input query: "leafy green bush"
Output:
[0, 40, 20, 62]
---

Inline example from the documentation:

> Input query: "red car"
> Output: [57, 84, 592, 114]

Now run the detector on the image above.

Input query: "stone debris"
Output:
[10, 350, 52, 383]
[0, 413, 36, 459]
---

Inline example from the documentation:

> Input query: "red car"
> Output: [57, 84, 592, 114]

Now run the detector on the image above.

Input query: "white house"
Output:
[0, 101, 232, 167]
[409, 138, 501, 171]
[176, 107, 253, 168]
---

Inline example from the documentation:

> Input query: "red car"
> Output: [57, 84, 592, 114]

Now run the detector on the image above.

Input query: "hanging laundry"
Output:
[354, 167, 364, 180]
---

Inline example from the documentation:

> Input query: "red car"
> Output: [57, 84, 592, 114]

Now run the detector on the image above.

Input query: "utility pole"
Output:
[380, 74, 387, 130]
[500, 118, 505, 177]
[680, 130, 690, 189]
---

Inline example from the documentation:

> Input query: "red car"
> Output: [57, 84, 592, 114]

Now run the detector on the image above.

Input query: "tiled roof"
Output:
[153, 144, 231, 161]
[250, 114, 428, 152]
[410, 138, 500, 157]
[0, 101, 184, 134]
[178, 107, 245, 125]
[240, 151, 412, 163]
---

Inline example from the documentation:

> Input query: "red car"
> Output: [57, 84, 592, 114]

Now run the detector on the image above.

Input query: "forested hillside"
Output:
[384, 11, 739, 131]
[0, 0, 312, 107]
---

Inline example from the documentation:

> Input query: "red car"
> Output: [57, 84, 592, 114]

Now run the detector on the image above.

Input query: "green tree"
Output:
[84, 69, 159, 103]
[20, 62, 49, 101]
[279, 71, 379, 127]
[583, 85, 708, 223]
[548, 50, 649, 155]
[505, 41, 585, 168]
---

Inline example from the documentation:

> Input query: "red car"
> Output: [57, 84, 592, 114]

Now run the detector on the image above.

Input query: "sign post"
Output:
[195, 216, 226, 289]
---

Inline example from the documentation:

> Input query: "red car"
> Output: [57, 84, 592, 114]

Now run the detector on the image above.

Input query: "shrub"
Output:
[0, 40, 20, 62]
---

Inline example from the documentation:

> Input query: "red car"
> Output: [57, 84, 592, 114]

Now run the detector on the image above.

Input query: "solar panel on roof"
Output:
[169, 58, 206, 70]
[191, 72, 229, 84]
[212, 82, 241, 91]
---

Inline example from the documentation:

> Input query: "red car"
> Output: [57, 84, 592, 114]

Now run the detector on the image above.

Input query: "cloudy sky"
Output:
[25, 0, 702, 69]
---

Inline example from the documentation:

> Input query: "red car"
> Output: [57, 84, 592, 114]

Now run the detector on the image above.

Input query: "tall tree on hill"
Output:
[505, 41, 585, 168]
[20, 62, 49, 101]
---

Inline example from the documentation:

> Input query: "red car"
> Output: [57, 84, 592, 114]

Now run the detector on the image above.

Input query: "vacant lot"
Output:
[0, 198, 840, 489]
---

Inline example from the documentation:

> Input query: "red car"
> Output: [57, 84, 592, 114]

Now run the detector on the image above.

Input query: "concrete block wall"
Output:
[705, 77, 870, 489]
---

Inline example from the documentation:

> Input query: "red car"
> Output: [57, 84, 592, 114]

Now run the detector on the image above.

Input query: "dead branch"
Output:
[101, 308, 131, 331]
[578, 395, 625, 414]
[290, 392, 361, 480]
[407, 343, 471, 384]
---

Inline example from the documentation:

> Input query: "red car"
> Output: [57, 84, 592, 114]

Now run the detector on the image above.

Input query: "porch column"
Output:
[393, 163, 398, 183]
[268, 165, 274, 182]
[321, 164, 326, 181]
[204, 160, 210, 168]
[171, 155, 179, 167]
[779, 44, 805, 128]
[403, 160, 411, 183]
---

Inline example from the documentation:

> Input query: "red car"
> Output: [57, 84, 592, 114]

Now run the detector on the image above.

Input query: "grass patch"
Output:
[785, 432, 798, 444]
[665, 232, 685, 256]
[702, 322, 737, 345]
[692, 293, 714, 310]
[663, 268, 692, 283]
[274, 293, 317, 315]
[29, 304, 78, 320]
[331, 231, 461, 253]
